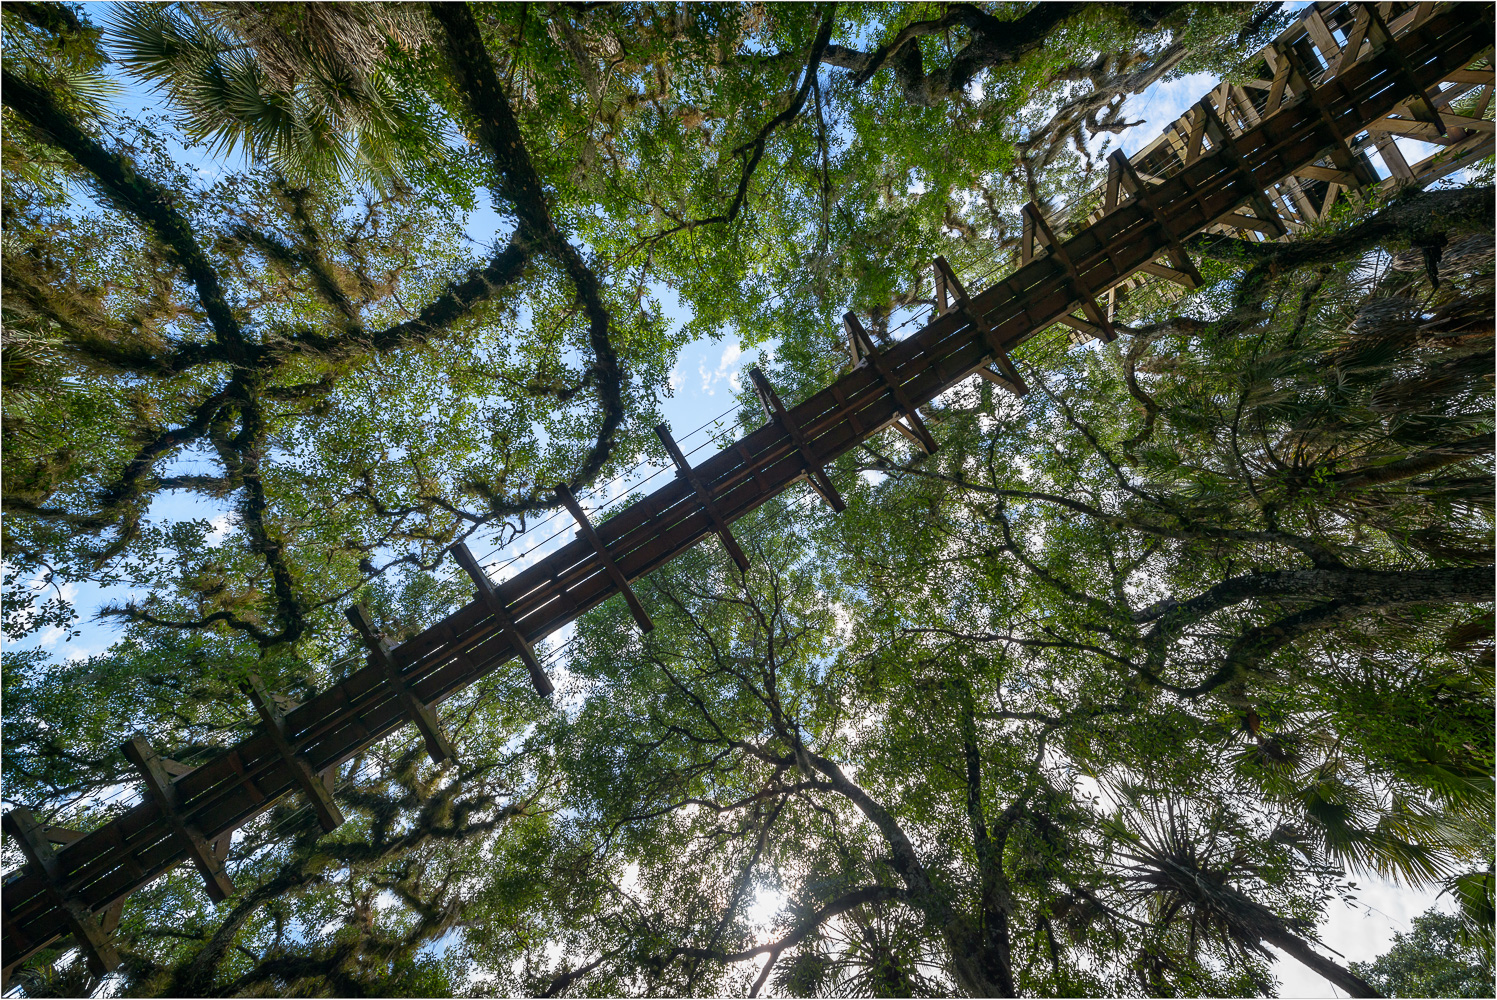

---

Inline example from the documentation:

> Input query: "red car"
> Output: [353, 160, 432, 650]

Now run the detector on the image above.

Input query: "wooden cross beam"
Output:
[1020, 206, 1118, 343]
[1195, 100, 1287, 238]
[1363, 5, 1447, 134]
[932, 256, 1030, 393]
[241, 673, 345, 831]
[1275, 40, 1383, 191]
[844, 313, 938, 455]
[1107, 150, 1204, 292]
[747, 367, 848, 511]
[0, 808, 121, 980]
[121, 736, 235, 903]
[655, 424, 751, 573]
[449, 542, 554, 695]
[555, 485, 655, 631]
[345, 605, 457, 764]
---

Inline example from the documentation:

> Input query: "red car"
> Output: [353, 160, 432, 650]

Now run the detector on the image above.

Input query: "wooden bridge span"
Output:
[3, 1, 1492, 984]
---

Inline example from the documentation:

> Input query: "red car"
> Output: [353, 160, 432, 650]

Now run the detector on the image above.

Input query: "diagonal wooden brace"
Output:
[449, 542, 553, 695]
[1107, 150, 1205, 291]
[932, 256, 1029, 394]
[656, 424, 750, 573]
[1196, 100, 1287, 238]
[556, 485, 655, 631]
[747, 367, 848, 512]
[1274, 42, 1382, 188]
[121, 736, 235, 903]
[242, 673, 345, 831]
[1019, 207, 1118, 343]
[1, 808, 120, 978]
[1363, 5, 1446, 134]
[844, 313, 938, 455]
[346, 605, 457, 764]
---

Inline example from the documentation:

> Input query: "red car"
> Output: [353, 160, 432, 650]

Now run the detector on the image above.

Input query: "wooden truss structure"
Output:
[1075, 0, 1496, 320]
[3, 1, 1491, 984]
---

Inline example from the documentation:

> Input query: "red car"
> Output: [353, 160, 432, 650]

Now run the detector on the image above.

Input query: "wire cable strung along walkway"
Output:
[2, 1, 1491, 983]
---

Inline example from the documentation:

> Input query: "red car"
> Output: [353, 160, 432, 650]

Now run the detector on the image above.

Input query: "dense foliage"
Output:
[1, 2, 1491, 998]
[1351, 909, 1493, 998]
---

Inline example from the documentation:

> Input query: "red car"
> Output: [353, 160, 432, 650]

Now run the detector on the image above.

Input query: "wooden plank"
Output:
[1292, 164, 1358, 184]
[121, 737, 235, 903]
[242, 673, 346, 831]
[554, 485, 656, 630]
[345, 605, 458, 763]
[449, 542, 554, 694]
[654, 425, 752, 572]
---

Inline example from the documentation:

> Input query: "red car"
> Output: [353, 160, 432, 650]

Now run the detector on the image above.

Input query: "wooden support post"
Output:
[555, 485, 655, 631]
[1104, 155, 1124, 211]
[1020, 206, 1119, 341]
[345, 605, 457, 764]
[121, 736, 235, 903]
[1, 808, 120, 977]
[449, 542, 553, 695]
[932, 256, 1029, 394]
[655, 424, 751, 573]
[1364, 5, 1446, 134]
[241, 674, 345, 831]
[1197, 99, 1287, 238]
[1107, 150, 1204, 290]
[747, 367, 848, 511]
[843, 313, 938, 455]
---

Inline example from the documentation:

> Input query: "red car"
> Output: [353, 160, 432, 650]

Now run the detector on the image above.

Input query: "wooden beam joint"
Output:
[555, 485, 655, 631]
[121, 736, 235, 903]
[933, 256, 1030, 393]
[449, 542, 554, 695]
[345, 605, 457, 764]
[241, 673, 345, 831]
[843, 313, 938, 455]
[747, 367, 848, 512]
[1, 807, 120, 978]
[655, 424, 751, 572]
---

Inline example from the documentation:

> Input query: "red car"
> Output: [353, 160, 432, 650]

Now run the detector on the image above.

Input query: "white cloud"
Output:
[700, 339, 745, 396]
[206, 513, 239, 545]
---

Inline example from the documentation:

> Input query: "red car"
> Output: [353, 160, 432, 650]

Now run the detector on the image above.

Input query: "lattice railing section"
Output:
[3, 2, 1491, 985]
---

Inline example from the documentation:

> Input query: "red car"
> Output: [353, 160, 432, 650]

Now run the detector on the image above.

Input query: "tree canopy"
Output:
[1, 2, 1492, 998]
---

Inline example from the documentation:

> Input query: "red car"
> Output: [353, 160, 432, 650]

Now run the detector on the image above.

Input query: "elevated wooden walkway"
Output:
[3, 1, 1491, 983]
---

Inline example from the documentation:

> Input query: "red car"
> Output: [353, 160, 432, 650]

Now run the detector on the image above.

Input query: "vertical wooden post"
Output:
[555, 485, 655, 632]
[121, 736, 235, 902]
[241, 674, 345, 831]
[345, 605, 457, 765]
[747, 368, 848, 511]
[449, 542, 554, 695]
[655, 425, 752, 572]
[843, 313, 938, 455]
[931, 256, 1030, 393]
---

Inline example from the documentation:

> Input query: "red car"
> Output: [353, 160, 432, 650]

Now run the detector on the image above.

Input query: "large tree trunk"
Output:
[1263, 927, 1383, 998]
